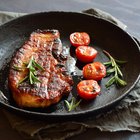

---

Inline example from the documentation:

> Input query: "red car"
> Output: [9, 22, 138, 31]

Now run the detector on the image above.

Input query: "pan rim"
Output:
[0, 11, 140, 119]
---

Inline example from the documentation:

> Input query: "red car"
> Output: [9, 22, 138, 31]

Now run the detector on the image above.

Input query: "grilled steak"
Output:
[8, 29, 73, 108]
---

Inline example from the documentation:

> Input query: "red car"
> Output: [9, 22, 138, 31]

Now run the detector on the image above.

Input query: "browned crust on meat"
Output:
[8, 29, 73, 108]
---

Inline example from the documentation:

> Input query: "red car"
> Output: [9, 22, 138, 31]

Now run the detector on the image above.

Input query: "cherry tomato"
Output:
[75, 46, 97, 63]
[83, 62, 106, 81]
[77, 80, 100, 100]
[70, 32, 90, 47]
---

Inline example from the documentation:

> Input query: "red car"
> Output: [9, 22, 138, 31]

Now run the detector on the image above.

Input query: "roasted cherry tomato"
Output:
[83, 62, 106, 81]
[75, 46, 97, 63]
[70, 32, 90, 47]
[77, 80, 100, 100]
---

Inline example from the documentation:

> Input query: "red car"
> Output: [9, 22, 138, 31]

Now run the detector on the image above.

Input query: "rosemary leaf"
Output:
[27, 56, 34, 68]
[33, 60, 44, 71]
[115, 59, 127, 64]
[116, 76, 127, 86]
[29, 71, 33, 85]
[23, 62, 28, 66]
[73, 99, 81, 108]
[116, 65, 123, 77]
[107, 68, 115, 75]
[31, 72, 41, 83]
[65, 97, 81, 112]
[18, 76, 28, 84]
[29, 66, 36, 72]
[103, 61, 112, 66]
[105, 76, 116, 88]
[64, 100, 71, 111]
[12, 65, 25, 72]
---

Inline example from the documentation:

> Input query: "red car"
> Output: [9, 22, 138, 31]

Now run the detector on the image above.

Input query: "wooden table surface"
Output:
[0, 0, 140, 140]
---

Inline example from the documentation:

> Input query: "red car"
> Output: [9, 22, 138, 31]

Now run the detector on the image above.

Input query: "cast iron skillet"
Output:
[0, 12, 140, 121]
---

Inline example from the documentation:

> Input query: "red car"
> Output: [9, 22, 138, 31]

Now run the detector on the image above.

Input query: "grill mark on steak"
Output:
[8, 29, 73, 107]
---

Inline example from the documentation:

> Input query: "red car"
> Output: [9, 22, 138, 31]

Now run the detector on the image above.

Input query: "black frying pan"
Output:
[0, 12, 140, 121]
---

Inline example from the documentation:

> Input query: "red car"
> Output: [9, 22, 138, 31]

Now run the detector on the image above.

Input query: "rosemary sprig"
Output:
[17, 56, 44, 85]
[26, 56, 44, 85]
[65, 97, 81, 112]
[103, 50, 127, 87]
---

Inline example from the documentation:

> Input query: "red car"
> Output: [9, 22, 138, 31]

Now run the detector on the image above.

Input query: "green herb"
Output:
[64, 97, 81, 112]
[103, 50, 127, 87]
[18, 76, 28, 84]
[27, 56, 44, 71]
[18, 56, 44, 85]
[12, 65, 25, 71]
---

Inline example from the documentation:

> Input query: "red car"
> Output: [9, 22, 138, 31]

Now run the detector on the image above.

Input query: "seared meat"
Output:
[8, 29, 73, 108]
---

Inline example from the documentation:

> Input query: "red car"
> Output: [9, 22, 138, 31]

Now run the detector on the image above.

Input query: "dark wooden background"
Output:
[0, 0, 140, 140]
